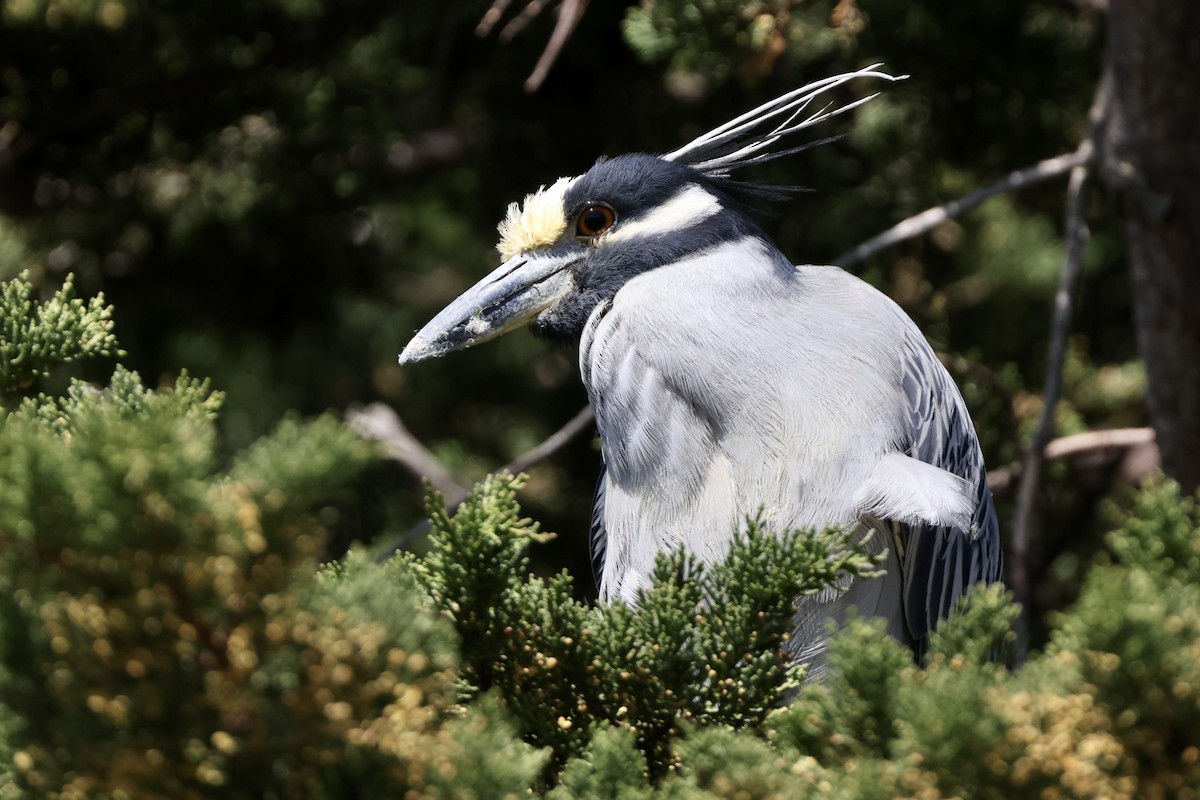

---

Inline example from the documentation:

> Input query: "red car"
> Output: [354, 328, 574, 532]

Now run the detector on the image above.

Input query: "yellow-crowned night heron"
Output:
[398, 68, 1003, 675]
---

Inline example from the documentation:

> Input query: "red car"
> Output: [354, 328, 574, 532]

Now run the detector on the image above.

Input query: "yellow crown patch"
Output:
[496, 176, 574, 261]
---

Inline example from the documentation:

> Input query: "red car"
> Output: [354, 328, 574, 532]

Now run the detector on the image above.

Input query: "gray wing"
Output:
[898, 341, 1004, 648]
[589, 465, 607, 591]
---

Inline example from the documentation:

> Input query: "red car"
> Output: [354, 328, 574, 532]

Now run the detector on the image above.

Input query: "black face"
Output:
[531, 153, 767, 342]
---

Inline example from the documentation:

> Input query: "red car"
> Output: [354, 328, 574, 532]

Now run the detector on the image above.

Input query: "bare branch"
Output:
[500, 0, 554, 42]
[355, 402, 596, 557]
[524, 0, 590, 93]
[476, 0, 515, 37]
[1009, 74, 1111, 663]
[987, 427, 1157, 494]
[346, 402, 470, 499]
[1009, 162, 1091, 659]
[476, 0, 590, 93]
[502, 404, 594, 475]
[834, 148, 1092, 268]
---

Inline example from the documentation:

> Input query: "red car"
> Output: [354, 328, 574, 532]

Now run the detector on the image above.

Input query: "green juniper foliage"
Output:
[0, 273, 544, 798]
[0, 367, 547, 797]
[404, 473, 1200, 798]
[2, 272, 1200, 798]
[400, 475, 881, 781]
[0, 271, 119, 393]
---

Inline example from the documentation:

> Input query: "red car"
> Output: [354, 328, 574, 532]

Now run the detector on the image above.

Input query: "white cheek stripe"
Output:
[604, 183, 722, 243]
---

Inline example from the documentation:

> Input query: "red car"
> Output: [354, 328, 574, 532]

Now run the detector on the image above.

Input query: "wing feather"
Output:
[589, 464, 608, 591]
[896, 334, 1003, 647]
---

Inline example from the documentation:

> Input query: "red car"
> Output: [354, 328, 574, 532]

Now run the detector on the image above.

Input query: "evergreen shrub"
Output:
[1, 273, 1197, 798]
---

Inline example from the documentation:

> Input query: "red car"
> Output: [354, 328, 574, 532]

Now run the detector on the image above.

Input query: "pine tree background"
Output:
[2, 1, 1198, 796]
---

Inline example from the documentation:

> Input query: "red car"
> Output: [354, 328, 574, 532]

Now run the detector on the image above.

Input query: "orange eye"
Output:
[576, 203, 616, 237]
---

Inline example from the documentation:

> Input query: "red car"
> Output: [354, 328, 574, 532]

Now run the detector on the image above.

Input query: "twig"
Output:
[524, 0, 589, 93]
[476, 0, 514, 37]
[476, 0, 591, 93]
[353, 402, 596, 557]
[1009, 74, 1110, 663]
[987, 427, 1157, 494]
[1010, 162, 1091, 661]
[502, 404, 595, 475]
[499, 0, 553, 42]
[345, 402, 470, 500]
[834, 148, 1092, 268]
[1042, 426, 1155, 461]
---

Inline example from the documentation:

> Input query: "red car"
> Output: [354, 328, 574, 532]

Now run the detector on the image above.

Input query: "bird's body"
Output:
[581, 227, 999, 671]
[399, 68, 1003, 673]
[586, 242, 958, 597]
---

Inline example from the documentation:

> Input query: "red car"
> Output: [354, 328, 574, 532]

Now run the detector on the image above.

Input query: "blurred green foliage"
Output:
[0, 0, 1131, 643]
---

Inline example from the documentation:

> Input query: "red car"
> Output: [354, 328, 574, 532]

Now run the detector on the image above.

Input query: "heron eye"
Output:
[576, 203, 616, 237]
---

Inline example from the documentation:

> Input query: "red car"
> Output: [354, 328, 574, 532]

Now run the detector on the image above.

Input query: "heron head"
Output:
[397, 67, 902, 365]
[397, 155, 760, 364]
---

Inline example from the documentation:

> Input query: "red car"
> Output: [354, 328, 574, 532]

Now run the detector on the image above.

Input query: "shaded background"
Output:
[1, 1, 1134, 643]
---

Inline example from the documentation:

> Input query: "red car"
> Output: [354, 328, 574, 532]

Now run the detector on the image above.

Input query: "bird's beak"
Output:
[398, 254, 576, 365]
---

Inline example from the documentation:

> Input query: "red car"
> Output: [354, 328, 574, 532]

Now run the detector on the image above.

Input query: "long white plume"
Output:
[663, 65, 906, 176]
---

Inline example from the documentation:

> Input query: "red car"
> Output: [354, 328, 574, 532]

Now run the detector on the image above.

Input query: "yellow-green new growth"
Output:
[1, 271, 121, 392]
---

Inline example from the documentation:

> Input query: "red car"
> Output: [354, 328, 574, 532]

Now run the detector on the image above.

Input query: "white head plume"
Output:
[663, 65, 906, 177]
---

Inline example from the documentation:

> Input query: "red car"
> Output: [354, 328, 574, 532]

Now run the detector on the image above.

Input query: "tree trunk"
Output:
[1105, 0, 1200, 493]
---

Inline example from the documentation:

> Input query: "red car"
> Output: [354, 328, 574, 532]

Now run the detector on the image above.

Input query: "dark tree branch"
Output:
[346, 402, 470, 500]
[502, 404, 595, 476]
[833, 148, 1092, 268]
[1009, 75, 1110, 662]
[349, 402, 595, 557]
